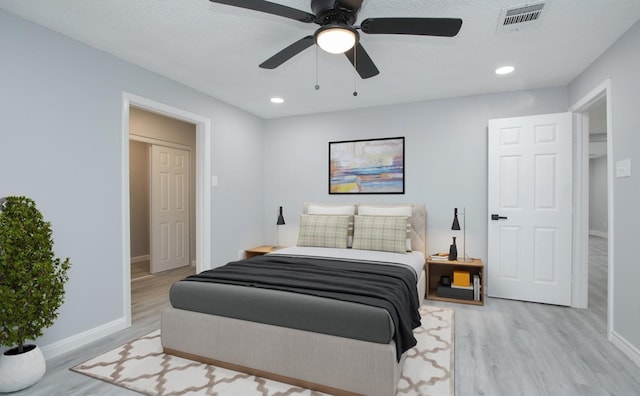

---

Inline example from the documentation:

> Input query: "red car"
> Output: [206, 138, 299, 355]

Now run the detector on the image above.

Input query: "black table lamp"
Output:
[275, 206, 285, 248]
[451, 207, 470, 262]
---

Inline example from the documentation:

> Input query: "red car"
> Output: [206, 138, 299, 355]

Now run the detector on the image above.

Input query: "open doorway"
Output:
[129, 107, 196, 278]
[128, 108, 197, 322]
[121, 92, 212, 327]
[586, 98, 608, 325]
[570, 79, 613, 337]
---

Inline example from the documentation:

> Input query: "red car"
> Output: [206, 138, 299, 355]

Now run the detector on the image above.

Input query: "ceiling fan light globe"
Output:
[315, 26, 358, 54]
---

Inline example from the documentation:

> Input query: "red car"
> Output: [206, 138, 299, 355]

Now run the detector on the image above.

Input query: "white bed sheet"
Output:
[268, 246, 425, 278]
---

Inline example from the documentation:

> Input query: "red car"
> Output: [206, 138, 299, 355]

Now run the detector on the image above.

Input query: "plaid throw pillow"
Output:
[307, 204, 356, 247]
[352, 215, 408, 254]
[297, 214, 350, 249]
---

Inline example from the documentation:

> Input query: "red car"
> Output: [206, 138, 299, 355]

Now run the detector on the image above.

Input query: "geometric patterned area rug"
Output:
[71, 305, 454, 395]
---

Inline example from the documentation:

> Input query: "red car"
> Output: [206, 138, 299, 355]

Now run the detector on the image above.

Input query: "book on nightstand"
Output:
[451, 283, 474, 290]
[453, 270, 471, 287]
[473, 274, 481, 301]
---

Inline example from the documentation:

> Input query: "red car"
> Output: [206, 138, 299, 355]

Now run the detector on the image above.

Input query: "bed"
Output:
[161, 203, 427, 396]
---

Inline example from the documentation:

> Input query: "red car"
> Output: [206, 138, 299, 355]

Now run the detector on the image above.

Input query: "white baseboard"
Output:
[589, 230, 608, 239]
[40, 317, 128, 360]
[610, 330, 640, 368]
[131, 255, 150, 263]
[191, 260, 197, 267]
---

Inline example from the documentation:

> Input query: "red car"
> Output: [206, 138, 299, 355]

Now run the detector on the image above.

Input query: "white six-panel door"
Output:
[488, 113, 572, 306]
[150, 145, 190, 274]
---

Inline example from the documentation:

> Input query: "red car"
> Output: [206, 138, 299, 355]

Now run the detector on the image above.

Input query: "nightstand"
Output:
[245, 245, 279, 259]
[426, 258, 484, 306]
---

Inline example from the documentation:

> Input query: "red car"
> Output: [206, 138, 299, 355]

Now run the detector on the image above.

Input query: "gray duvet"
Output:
[170, 280, 395, 343]
[169, 253, 422, 350]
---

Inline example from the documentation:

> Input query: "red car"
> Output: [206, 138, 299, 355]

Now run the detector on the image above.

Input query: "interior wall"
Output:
[129, 140, 150, 258]
[263, 87, 569, 263]
[568, 19, 640, 361]
[589, 156, 608, 237]
[129, 107, 197, 263]
[0, 9, 265, 355]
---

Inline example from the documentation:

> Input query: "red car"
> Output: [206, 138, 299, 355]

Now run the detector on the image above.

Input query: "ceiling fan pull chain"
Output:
[315, 45, 320, 91]
[353, 46, 358, 97]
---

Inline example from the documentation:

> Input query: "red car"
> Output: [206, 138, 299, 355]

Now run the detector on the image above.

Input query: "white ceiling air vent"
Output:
[497, 1, 548, 33]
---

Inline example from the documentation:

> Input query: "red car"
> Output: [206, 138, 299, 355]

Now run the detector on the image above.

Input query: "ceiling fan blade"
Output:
[360, 17, 463, 37]
[209, 0, 315, 23]
[259, 36, 315, 69]
[344, 43, 380, 79]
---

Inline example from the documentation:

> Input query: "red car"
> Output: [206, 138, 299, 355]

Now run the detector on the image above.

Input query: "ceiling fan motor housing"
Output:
[311, 0, 359, 26]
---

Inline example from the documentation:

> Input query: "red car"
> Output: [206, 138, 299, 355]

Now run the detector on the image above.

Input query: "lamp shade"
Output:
[451, 208, 461, 230]
[276, 206, 285, 225]
[315, 25, 358, 54]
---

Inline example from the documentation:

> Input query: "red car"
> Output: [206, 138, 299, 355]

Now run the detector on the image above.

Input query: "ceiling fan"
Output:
[209, 0, 463, 79]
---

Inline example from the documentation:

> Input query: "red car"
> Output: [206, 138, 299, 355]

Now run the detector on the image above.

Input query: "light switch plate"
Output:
[616, 159, 631, 178]
[211, 175, 218, 186]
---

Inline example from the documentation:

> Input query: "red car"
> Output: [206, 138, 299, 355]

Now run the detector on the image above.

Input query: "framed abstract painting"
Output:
[329, 137, 405, 194]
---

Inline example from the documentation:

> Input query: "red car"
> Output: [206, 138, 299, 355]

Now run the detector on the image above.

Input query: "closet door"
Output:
[150, 145, 190, 273]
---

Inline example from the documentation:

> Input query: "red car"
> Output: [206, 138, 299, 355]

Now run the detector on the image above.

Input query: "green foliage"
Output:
[0, 196, 71, 353]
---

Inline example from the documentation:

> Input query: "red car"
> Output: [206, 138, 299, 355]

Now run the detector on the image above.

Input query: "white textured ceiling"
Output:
[2, 0, 640, 119]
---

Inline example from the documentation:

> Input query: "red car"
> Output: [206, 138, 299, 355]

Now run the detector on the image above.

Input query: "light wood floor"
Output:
[14, 243, 640, 396]
[430, 235, 640, 395]
[130, 259, 151, 280]
[588, 235, 608, 324]
[131, 263, 195, 323]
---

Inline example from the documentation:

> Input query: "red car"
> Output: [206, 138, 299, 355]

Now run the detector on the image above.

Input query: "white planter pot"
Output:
[0, 344, 46, 393]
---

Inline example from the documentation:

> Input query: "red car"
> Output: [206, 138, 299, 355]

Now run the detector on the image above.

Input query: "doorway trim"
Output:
[569, 79, 613, 338]
[121, 92, 212, 326]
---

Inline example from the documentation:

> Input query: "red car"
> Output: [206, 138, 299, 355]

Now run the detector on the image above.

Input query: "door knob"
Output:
[491, 214, 508, 220]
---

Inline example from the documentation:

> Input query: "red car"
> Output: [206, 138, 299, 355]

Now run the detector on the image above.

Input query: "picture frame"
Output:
[329, 137, 405, 194]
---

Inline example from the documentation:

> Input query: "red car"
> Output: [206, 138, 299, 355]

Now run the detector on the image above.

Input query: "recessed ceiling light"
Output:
[495, 66, 515, 75]
[270, 97, 284, 104]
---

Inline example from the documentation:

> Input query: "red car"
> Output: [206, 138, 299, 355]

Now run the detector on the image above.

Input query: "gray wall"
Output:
[589, 156, 608, 237]
[129, 140, 150, 258]
[0, 10, 265, 353]
[568, 20, 640, 357]
[263, 87, 568, 263]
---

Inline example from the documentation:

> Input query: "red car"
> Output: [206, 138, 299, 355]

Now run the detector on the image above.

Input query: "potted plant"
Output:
[0, 196, 71, 392]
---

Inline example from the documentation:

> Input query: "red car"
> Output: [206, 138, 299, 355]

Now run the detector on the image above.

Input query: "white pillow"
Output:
[357, 205, 413, 251]
[308, 204, 356, 215]
[357, 205, 412, 217]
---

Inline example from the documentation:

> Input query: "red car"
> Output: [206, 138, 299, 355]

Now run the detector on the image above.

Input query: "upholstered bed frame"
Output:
[161, 203, 427, 396]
